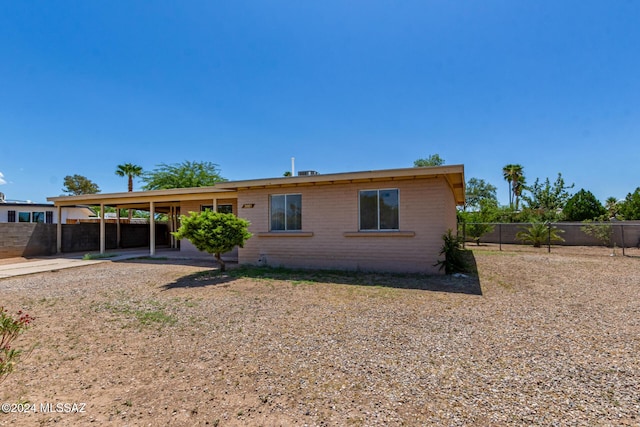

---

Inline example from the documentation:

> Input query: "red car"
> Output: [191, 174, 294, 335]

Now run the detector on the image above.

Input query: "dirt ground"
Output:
[1, 247, 639, 426]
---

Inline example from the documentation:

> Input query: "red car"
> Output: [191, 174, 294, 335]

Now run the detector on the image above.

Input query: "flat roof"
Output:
[0, 203, 55, 208]
[47, 165, 465, 207]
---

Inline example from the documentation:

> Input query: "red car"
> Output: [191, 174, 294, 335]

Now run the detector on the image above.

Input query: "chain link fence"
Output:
[459, 221, 640, 256]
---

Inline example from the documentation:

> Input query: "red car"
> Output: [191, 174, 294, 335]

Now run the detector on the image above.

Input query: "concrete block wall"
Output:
[0, 223, 57, 257]
[0, 223, 169, 258]
[468, 222, 640, 247]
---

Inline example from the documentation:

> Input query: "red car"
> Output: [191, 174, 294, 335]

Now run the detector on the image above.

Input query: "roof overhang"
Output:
[47, 165, 465, 208]
[216, 165, 465, 206]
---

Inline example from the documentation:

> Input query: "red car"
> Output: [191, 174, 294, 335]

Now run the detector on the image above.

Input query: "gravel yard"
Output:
[1, 248, 639, 426]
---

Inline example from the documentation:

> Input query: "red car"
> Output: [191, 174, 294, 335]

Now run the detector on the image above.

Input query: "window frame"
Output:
[201, 204, 233, 214]
[32, 212, 45, 223]
[18, 212, 31, 223]
[269, 193, 302, 231]
[358, 188, 400, 231]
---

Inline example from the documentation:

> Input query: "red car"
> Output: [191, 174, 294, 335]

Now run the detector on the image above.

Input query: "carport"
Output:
[47, 187, 238, 256]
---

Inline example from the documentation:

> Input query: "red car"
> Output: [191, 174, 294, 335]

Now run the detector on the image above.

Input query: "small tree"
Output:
[516, 222, 565, 248]
[581, 215, 614, 248]
[172, 211, 252, 272]
[414, 154, 445, 167]
[618, 187, 640, 220]
[62, 174, 100, 195]
[459, 199, 498, 245]
[142, 161, 226, 190]
[465, 178, 497, 212]
[521, 173, 574, 220]
[563, 189, 606, 221]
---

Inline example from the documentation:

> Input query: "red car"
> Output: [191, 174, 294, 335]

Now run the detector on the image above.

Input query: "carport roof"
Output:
[47, 165, 465, 207]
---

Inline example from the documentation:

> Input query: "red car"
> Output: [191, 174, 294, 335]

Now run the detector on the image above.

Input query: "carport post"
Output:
[116, 208, 121, 248]
[150, 201, 156, 256]
[56, 205, 62, 254]
[100, 204, 106, 254]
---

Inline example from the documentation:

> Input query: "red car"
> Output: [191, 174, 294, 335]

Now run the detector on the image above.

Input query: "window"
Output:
[270, 194, 302, 231]
[201, 205, 233, 214]
[7, 210, 16, 222]
[18, 212, 31, 223]
[46, 211, 53, 224]
[32, 212, 45, 223]
[217, 204, 233, 214]
[359, 189, 399, 230]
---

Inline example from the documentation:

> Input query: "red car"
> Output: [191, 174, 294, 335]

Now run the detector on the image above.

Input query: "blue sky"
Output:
[1, 1, 638, 204]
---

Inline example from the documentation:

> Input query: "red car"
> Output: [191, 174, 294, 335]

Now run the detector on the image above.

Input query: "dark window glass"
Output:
[18, 212, 31, 222]
[46, 211, 53, 224]
[285, 194, 302, 230]
[32, 212, 45, 223]
[270, 194, 301, 231]
[359, 190, 378, 230]
[8, 210, 16, 222]
[270, 195, 286, 231]
[379, 190, 399, 230]
[359, 189, 399, 230]
[217, 204, 233, 214]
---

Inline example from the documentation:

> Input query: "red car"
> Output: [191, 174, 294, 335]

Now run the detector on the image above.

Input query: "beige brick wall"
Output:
[237, 177, 457, 273]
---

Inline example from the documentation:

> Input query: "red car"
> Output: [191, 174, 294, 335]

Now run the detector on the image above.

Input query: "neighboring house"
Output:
[48, 165, 465, 273]
[0, 202, 95, 224]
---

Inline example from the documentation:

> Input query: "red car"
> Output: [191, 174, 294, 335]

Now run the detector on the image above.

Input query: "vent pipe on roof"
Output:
[291, 157, 295, 177]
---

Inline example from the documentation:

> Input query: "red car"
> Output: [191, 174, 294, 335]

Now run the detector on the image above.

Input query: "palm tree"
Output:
[115, 163, 143, 222]
[605, 196, 619, 218]
[502, 164, 525, 210]
[516, 222, 565, 248]
[115, 163, 143, 192]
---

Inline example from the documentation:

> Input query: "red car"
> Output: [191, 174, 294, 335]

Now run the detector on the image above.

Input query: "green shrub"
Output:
[1, 307, 34, 384]
[516, 222, 565, 248]
[173, 211, 252, 272]
[434, 229, 466, 274]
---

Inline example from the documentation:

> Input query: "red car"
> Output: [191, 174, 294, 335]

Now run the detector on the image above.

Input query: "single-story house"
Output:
[0, 201, 94, 224]
[47, 165, 465, 273]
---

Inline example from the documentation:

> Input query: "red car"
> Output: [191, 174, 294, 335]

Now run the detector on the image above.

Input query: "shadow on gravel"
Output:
[161, 251, 482, 295]
[119, 256, 227, 269]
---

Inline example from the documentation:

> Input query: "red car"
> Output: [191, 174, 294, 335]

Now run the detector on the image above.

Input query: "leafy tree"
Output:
[563, 189, 606, 221]
[414, 154, 445, 167]
[172, 211, 252, 272]
[62, 174, 100, 195]
[283, 171, 292, 177]
[459, 199, 498, 245]
[516, 222, 565, 248]
[618, 187, 640, 220]
[522, 173, 574, 220]
[115, 163, 144, 192]
[581, 215, 614, 247]
[502, 164, 525, 211]
[465, 178, 497, 211]
[142, 161, 226, 190]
